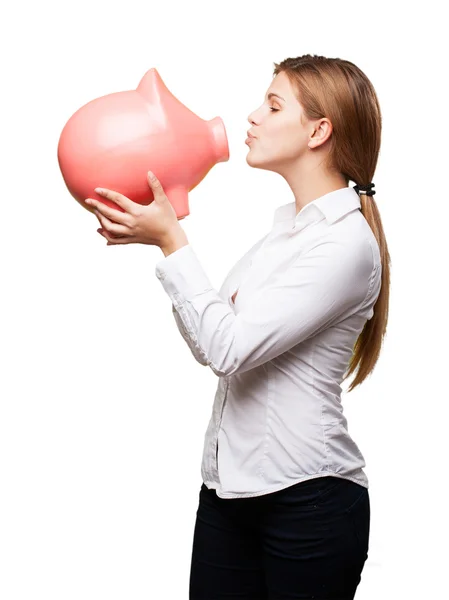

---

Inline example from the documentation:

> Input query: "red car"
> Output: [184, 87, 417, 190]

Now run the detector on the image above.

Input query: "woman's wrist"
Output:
[160, 224, 189, 257]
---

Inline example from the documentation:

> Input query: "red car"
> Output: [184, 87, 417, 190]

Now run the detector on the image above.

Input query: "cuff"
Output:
[155, 244, 214, 308]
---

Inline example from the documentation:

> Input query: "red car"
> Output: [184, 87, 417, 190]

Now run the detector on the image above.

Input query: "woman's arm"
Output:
[155, 238, 377, 378]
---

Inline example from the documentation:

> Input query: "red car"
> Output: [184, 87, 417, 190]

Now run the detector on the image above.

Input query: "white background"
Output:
[1, 0, 448, 598]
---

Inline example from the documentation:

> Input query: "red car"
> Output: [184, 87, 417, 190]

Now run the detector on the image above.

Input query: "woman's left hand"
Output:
[84, 171, 181, 247]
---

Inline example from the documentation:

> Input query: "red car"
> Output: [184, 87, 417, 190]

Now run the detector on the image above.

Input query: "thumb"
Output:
[148, 171, 165, 202]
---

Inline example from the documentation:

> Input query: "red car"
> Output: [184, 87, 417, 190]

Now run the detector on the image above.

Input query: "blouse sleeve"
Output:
[171, 304, 209, 366]
[155, 240, 377, 377]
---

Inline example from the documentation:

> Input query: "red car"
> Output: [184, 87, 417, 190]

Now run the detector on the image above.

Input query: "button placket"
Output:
[226, 227, 278, 307]
[215, 377, 230, 475]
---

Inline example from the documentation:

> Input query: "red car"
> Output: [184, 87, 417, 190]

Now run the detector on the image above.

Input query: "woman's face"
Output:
[246, 72, 312, 173]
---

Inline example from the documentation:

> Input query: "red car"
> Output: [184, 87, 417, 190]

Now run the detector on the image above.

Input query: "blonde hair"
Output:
[273, 54, 391, 392]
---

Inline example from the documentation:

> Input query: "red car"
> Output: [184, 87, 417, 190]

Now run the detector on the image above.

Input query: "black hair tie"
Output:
[353, 182, 376, 196]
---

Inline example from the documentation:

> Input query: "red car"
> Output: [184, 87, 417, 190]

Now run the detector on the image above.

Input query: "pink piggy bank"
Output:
[57, 68, 230, 219]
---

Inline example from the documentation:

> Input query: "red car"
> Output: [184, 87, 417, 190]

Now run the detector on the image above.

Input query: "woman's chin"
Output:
[245, 150, 259, 167]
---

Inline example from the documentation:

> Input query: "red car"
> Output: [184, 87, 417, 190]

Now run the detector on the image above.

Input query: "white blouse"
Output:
[155, 186, 382, 499]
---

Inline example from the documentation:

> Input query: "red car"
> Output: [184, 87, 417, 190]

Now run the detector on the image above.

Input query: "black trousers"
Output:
[189, 476, 370, 599]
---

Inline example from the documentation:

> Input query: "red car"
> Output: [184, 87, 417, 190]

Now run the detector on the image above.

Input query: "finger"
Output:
[86, 195, 132, 225]
[95, 210, 130, 236]
[97, 228, 124, 239]
[94, 188, 134, 214]
[98, 227, 131, 245]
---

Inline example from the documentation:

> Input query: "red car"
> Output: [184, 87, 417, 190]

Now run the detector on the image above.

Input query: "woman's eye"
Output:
[269, 107, 279, 112]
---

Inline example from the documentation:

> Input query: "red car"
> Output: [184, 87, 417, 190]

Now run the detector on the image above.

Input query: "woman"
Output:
[91, 53, 391, 599]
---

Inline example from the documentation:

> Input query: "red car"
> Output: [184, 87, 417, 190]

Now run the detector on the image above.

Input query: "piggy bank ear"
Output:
[136, 68, 163, 103]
